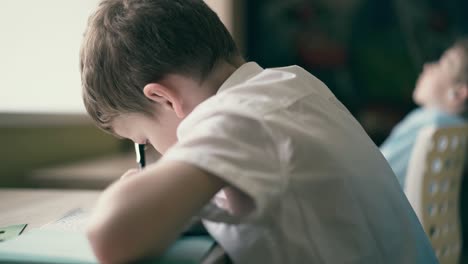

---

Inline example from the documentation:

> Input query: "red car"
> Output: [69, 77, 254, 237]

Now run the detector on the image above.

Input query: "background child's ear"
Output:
[143, 83, 185, 118]
[456, 84, 468, 102]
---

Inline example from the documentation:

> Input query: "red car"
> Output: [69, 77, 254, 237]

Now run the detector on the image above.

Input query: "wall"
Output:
[0, 113, 121, 187]
[205, 0, 246, 53]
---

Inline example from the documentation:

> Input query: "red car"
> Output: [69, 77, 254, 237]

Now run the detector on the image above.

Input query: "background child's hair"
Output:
[80, 0, 240, 132]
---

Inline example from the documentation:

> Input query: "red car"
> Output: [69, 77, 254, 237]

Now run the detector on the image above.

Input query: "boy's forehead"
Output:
[111, 113, 149, 139]
[110, 115, 134, 138]
[108, 119, 124, 139]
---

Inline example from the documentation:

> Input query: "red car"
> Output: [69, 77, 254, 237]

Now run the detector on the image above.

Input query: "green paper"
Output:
[0, 224, 27, 242]
[0, 229, 96, 264]
[0, 229, 215, 264]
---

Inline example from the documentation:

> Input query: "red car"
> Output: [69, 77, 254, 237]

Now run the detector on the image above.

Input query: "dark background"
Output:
[245, 0, 468, 144]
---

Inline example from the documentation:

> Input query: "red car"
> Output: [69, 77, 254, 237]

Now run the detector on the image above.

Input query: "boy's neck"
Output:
[177, 57, 245, 116]
[201, 57, 245, 94]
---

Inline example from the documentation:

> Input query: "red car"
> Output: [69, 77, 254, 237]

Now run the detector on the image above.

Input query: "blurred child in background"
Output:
[381, 39, 468, 188]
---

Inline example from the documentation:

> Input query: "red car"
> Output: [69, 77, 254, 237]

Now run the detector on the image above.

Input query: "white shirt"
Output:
[161, 62, 437, 263]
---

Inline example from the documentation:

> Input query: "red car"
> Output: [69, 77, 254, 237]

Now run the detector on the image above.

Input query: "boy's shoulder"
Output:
[179, 63, 338, 134]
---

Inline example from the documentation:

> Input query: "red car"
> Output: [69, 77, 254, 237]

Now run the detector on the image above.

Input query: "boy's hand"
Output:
[120, 168, 140, 180]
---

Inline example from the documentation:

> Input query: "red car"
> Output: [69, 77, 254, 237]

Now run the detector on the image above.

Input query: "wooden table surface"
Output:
[29, 151, 161, 190]
[0, 188, 100, 230]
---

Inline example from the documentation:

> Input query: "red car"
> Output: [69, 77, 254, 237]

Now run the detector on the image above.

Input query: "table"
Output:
[28, 153, 139, 190]
[0, 188, 99, 230]
[28, 151, 161, 190]
[0, 188, 228, 263]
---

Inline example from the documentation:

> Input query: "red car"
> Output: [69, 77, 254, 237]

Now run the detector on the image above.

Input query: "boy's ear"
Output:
[143, 83, 185, 118]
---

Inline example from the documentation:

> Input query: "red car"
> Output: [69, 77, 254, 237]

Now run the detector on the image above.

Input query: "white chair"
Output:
[405, 124, 468, 264]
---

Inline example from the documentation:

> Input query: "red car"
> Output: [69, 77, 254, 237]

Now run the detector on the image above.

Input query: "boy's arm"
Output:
[86, 160, 225, 264]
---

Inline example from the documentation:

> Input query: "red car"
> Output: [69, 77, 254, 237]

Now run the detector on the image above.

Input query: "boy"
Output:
[381, 39, 468, 189]
[80, 0, 437, 263]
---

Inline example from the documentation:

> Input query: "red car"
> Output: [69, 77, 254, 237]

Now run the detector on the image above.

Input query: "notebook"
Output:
[40, 208, 89, 232]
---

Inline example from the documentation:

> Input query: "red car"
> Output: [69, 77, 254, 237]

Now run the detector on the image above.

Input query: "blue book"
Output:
[0, 229, 215, 264]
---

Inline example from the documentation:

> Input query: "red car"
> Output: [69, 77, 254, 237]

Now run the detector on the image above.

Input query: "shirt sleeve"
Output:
[160, 112, 286, 221]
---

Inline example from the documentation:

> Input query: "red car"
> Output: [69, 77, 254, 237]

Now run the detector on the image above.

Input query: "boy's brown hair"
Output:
[80, 0, 240, 132]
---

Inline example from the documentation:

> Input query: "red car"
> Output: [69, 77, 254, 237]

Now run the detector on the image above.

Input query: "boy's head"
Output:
[80, 0, 241, 151]
[413, 38, 468, 114]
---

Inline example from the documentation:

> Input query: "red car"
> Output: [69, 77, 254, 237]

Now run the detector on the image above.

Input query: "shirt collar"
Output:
[217, 62, 264, 94]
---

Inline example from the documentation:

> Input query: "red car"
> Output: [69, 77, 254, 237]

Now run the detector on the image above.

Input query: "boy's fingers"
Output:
[120, 168, 140, 180]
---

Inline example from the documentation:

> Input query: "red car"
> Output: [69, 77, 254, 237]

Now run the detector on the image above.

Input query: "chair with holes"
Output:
[405, 124, 468, 264]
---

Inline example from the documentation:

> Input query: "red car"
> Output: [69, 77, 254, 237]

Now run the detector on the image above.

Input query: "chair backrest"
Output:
[405, 124, 468, 264]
